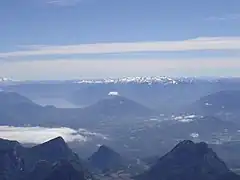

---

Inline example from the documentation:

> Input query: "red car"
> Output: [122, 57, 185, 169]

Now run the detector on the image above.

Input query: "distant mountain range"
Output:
[0, 76, 218, 85]
[0, 91, 156, 128]
[0, 90, 240, 141]
[74, 76, 187, 85]
[2, 76, 240, 112]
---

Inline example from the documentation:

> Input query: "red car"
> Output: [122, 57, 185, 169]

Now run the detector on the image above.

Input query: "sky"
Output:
[0, 0, 240, 80]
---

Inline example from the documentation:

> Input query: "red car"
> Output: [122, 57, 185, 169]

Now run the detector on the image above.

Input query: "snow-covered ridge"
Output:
[74, 76, 197, 85]
[0, 76, 221, 85]
[0, 77, 9, 82]
[0, 77, 14, 83]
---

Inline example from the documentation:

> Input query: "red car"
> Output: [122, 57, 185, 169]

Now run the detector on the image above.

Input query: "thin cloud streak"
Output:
[47, 0, 82, 6]
[207, 14, 240, 21]
[1, 37, 240, 58]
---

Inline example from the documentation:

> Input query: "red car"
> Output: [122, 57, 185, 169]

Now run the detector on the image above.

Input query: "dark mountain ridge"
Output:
[136, 140, 240, 180]
[0, 137, 91, 180]
[83, 95, 156, 118]
[190, 90, 240, 115]
[88, 145, 124, 172]
[23, 137, 80, 170]
[44, 160, 90, 180]
[0, 91, 156, 128]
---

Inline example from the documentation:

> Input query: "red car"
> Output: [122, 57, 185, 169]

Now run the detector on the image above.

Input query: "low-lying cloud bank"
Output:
[0, 126, 108, 144]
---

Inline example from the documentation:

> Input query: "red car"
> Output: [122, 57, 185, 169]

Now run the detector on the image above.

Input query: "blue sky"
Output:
[0, 0, 240, 80]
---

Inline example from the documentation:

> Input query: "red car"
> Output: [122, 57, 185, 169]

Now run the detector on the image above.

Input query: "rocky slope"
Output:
[136, 140, 240, 180]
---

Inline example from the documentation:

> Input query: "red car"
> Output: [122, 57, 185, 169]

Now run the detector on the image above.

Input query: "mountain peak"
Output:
[0, 138, 22, 151]
[177, 140, 195, 146]
[29, 136, 78, 166]
[91, 145, 121, 160]
[21, 137, 80, 171]
[85, 95, 155, 118]
[98, 145, 119, 155]
[47, 136, 65, 143]
[0, 138, 86, 180]
[137, 140, 232, 180]
[0, 91, 35, 106]
[31, 136, 70, 153]
[108, 91, 120, 96]
[172, 140, 208, 152]
[88, 145, 123, 171]
[38, 136, 67, 147]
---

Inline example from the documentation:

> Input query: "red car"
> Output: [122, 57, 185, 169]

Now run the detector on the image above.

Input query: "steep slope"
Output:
[0, 148, 25, 180]
[69, 84, 116, 106]
[0, 92, 80, 127]
[190, 90, 240, 115]
[210, 141, 240, 171]
[43, 160, 90, 180]
[88, 145, 124, 172]
[216, 172, 240, 180]
[83, 95, 155, 119]
[0, 137, 89, 180]
[0, 91, 44, 126]
[136, 140, 239, 180]
[24, 137, 79, 170]
[0, 91, 35, 106]
[0, 138, 22, 151]
[24, 160, 52, 180]
[166, 116, 239, 141]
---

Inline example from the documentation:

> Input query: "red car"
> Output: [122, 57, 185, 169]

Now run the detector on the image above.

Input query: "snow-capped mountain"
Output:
[74, 76, 199, 85]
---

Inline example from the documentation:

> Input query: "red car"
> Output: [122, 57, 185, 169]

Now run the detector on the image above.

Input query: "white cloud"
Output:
[78, 129, 109, 140]
[206, 14, 240, 21]
[47, 0, 82, 6]
[0, 126, 107, 144]
[1, 37, 240, 58]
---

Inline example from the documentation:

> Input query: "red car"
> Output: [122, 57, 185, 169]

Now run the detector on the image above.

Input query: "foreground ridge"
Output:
[136, 140, 240, 180]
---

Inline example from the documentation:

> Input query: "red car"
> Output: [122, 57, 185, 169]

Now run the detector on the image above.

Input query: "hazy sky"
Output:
[1, 0, 240, 80]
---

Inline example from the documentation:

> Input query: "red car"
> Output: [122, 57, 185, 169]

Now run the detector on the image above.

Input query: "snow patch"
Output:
[173, 115, 197, 123]
[108, 91, 119, 96]
[190, 133, 199, 138]
[74, 76, 193, 85]
[205, 102, 212, 106]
